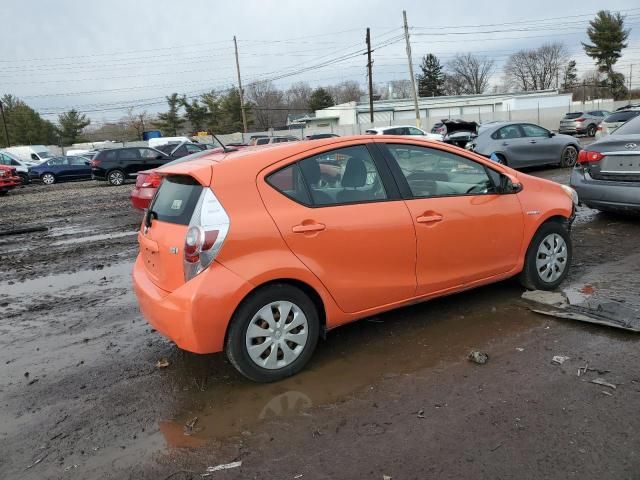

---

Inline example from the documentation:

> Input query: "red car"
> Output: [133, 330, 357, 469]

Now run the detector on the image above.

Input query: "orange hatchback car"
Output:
[133, 136, 577, 382]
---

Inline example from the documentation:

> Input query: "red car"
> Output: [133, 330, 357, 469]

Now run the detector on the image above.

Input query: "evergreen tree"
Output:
[0, 94, 57, 147]
[308, 88, 334, 112]
[181, 97, 208, 134]
[57, 109, 90, 146]
[562, 60, 578, 91]
[417, 54, 445, 97]
[155, 93, 184, 136]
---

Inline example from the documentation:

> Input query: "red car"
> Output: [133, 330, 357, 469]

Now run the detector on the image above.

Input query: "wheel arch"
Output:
[223, 277, 328, 350]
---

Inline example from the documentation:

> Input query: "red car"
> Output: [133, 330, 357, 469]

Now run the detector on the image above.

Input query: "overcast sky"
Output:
[2, 0, 640, 124]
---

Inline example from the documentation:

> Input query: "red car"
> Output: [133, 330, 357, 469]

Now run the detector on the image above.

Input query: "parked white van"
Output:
[4, 145, 54, 163]
[147, 136, 192, 148]
[0, 149, 38, 184]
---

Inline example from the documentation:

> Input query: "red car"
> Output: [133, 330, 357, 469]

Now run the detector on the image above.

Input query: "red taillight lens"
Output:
[140, 172, 162, 188]
[574, 117, 585, 122]
[90, 159, 101, 167]
[577, 150, 604, 164]
[183, 226, 220, 265]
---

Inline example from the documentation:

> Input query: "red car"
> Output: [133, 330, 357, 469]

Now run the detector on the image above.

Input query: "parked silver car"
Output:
[469, 122, 581, 168]
[570, 115, 640, 214]
[559, 110, 610, 137]
[595, 108, 640, 139]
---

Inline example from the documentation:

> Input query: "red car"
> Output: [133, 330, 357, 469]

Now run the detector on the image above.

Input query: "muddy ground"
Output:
[1, 163, 639, 480]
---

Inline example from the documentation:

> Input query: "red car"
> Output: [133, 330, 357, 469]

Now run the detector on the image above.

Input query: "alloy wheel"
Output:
[562, 146, 577, 167]
[536, 233, 568, 283]
[42, 173, 55, 185]
[245, 301, 309, 370]
[108, 171, 124, 186]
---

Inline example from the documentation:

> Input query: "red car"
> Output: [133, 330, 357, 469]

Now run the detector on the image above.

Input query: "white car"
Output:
[3, 145, 54, 163]
[365, 125, 443, 141]
[0, 149, 39, 184]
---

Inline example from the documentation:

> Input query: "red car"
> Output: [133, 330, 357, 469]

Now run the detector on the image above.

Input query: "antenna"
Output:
[211, 133, 237, 153]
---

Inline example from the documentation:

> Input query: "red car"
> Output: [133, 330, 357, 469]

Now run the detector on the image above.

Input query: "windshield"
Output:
[564, 112, 583, 119]
[38, 151, 53, 159]
[604, 111, 640, 123]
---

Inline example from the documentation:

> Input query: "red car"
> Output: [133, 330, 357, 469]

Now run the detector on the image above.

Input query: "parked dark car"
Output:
[442, 120, 478, 148]
[570, 114, 640, 214]
[305, 133, 340, 140]
[28, 156, 92, 185]
[91, 147, 172, 186]
[155, 142, 206, 159]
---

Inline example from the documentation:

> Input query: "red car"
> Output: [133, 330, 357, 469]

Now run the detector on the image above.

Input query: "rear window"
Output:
[604, 111, 640, 123]
[150, 176, 203, 225]
[564, 112, 583, 119]
[611, 115, 640, 135]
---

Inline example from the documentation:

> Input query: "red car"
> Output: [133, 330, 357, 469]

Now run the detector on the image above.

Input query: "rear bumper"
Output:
[130, 186, 155, 210]
[132, 255, 253, 354]
[570, 167, 640, 213]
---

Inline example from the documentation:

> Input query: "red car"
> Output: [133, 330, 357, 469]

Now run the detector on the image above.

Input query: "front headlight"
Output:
[561, 184, 579, 206]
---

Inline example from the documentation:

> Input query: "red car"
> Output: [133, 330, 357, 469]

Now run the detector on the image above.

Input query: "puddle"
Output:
[51, 230, 138, 246]
[158, 284, 544, 444]
[0, 262, 133, 297]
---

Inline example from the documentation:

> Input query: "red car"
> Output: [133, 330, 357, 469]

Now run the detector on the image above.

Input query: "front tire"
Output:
[41, 173, 55, 185]
[560, 145, 578, 168]
[519, 221, 572, 291]
[225, 284, 320, 383]
[107, 169, 125, 186]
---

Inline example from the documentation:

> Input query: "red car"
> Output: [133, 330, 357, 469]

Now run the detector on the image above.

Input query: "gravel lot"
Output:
[1, 164, 639, 479]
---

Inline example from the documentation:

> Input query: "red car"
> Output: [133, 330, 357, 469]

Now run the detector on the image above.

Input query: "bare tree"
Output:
[328, 80, 365, 104]
[126, 108, 150, 140]
[245, 81, 287, 129]
[387, 80, 414, 99]
[442, 73, 467, 96]
[447, 54, 495, 94]
[285, 82, 313, 113]
[504, 43, 568, 92]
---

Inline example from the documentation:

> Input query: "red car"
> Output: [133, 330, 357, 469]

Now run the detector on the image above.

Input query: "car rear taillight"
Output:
[90, 159, 101, 167]
[140, 172, 162, 188]
[575, 117, 585, 122]
[577, 150, 604, 164]
[597, 125, 603, 131]
[183, 188, 230, 282]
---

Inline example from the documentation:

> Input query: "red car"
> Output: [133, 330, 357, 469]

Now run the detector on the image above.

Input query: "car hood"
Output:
[444, 120, 478, 134]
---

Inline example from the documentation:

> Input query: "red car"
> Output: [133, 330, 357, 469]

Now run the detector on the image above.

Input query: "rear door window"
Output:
[605, 111, 640, 123]
[494, 125, 523, 140]
[151, 176, 203, 225]
[118, 149, 140, 162]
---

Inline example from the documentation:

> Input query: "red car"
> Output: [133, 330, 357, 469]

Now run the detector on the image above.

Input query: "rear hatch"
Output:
[586, 136, 640, 182]
[138, 161, 214, 292]
[560, 112, 583, 126]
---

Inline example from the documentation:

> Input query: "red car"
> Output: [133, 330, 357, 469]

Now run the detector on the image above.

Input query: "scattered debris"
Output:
[601, 391, 613, 396]
[490, 443, 503, 452]
[577, 363, 589, 376]
[552, 356, 570, 365]
[184, 417, 199, 436]
[156, 358, 170, 369]
[202, 461, 242, 476]
[591, 378, 616, 390]
[515, 347, 524, 352]
[25, 455, 46, 470]
[468, 351, 489, 365]
[294, 475, 304, 479]
[64, 464, 78, 472]
[383, 476, 392, 480]
[521, 290, 566, 306]
[417, 409, 425, 419]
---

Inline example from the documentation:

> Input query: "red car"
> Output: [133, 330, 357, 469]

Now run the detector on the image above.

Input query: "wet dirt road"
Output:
[1, 170, 639, 480]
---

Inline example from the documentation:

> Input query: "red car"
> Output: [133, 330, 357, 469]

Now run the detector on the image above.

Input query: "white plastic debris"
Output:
[591, 378, 616, 390]
[202, 461, 242, 476]
[468, 351, 489, 365]
[551, 356, 570, 365]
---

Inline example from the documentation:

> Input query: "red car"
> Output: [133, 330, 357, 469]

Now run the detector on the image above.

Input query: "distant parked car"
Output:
[441, 120, 478, 148]
[571, 114, 640, 214]
[0, 150, 37, 184]
[0, 164, 21, 195]
[559, 110, 610, 137]
[91, 147, 173, 186]
[249, 136, 299, 146]
[305, 133, 340, 140]
[3, 145, 53, 163]
[469, 121, 580, 169]
[148, 136, 192, 149]
[430, 121, 447, 135]
[595, 109, 640, 139]
[155, 141, 207, 159]
[28, 156, 92, 185]
[365, 125, 443, 141]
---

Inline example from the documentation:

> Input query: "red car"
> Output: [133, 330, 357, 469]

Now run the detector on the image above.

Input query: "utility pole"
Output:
[0, 99, 9, 147]
[403, 10, 421, 129]
[582, 80, 586, 105]
[366, 28, 374, 124]
[629, 64, 633, 102]
[233, 36, 248, 135]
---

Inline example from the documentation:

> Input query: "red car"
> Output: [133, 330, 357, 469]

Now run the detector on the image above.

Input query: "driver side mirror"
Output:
[548, 131, 555, 137]
[500, 173, 523, 194]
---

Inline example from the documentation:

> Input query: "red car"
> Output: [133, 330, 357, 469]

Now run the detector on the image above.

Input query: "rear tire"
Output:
[225, 284, 320, 383]
[519, 221, 572, 291]
[18, 173, 29, 185]
[587, 124, 597, 137]
[107, 169, 125, 186]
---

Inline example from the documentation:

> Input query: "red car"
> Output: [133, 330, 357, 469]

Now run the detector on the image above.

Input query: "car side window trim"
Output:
[376, 142, 501, 200]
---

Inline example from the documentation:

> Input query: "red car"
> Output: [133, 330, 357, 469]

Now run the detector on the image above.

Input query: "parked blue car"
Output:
[28, 156, 92, 185]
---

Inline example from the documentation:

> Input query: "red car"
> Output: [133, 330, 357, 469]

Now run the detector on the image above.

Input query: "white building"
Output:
[296, 90, 592, 133]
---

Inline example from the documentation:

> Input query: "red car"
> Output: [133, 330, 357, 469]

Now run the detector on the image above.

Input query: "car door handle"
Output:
[416, 214, 443, 224]
[292, 222, 326, 233]
[529, 140, 537, 144]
